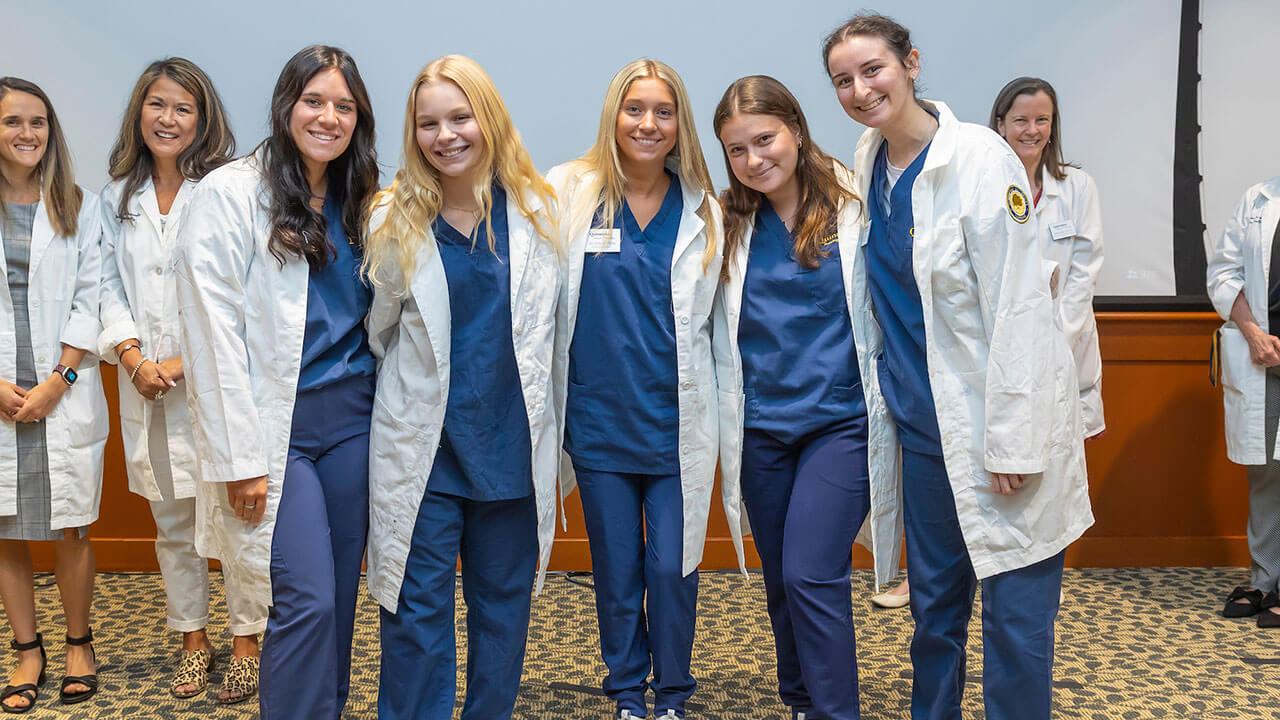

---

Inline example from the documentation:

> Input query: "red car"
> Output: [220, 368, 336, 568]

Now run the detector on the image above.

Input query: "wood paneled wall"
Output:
[40, 312, 1246, 572]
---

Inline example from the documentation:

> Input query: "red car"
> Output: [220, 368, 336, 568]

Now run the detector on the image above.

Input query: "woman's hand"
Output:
[1243, 323, 1280, 367]
[990, 472, 1026, 496]
[130, 359, 176, 401]
[156, 357, 184, 383]
[11, 377, 68, 423]
[226, 476, 267, 526]
[0, 382, 26, 422]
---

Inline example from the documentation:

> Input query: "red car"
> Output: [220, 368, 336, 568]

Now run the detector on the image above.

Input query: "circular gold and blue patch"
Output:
[1006, 185, 1030, 224]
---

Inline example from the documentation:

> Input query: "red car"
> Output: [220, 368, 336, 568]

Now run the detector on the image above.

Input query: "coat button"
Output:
[681, 380, 693, 390]
[679, 315, 689, 325]
[514, 326, 523, 336]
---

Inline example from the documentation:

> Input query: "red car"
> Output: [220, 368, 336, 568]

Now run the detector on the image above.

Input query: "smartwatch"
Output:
[53, 364, 78, 387]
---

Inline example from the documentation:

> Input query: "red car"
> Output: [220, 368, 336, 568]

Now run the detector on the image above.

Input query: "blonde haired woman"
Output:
[363, 54, 560, 720]
[98, 57, 267, 702]
[548, 59, 736, 720]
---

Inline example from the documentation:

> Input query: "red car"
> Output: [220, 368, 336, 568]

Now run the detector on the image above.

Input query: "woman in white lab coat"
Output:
[363, 54, 560, 720]
[0, 76, 107, 712]
[711, 74, 882, 720]
[822, 14, 1092, 720]
[98, 57, 267, 702]
[1207, 177, 1280, 628]
[990, 76, 1105, 439]
[173, 46, 379, 719]
[549, 58, 735, 720]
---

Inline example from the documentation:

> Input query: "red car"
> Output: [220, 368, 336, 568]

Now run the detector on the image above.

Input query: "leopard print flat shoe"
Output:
[217, 655, 259, 705]
[170, 648, 214, 699]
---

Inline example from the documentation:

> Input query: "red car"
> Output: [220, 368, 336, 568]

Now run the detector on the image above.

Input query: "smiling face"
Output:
[288, 67, 357, 172]
[826, 34, 919, 130]
[718, 112, 800, 201]
[997, 90, 1054, 169]
[615, 77, 678, 169]
[414, 80, 486, 185]
[140, 75, 199, 163]
[0, 90, 49, 181]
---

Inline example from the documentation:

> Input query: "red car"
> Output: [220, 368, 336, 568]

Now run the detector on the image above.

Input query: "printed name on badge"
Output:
[586, 228, 622, 253]
[1049, 221, 1076, 240]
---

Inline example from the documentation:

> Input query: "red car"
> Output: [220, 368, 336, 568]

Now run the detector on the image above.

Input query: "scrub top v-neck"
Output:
[737, 200, 865, 445]
[429, 185, 533, 501]
[297, 188, 376, 396]
[866, 141, 943, 455]
[565, 170, 683, 475]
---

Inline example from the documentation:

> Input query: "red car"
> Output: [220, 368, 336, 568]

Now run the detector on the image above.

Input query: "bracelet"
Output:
[118, 344, 142, 361]
[129, 358, 150, 382]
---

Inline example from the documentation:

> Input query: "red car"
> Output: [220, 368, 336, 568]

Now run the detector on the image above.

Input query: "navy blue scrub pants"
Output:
[902, 448, 1064, 720]
[575, 468, 698, 718]
[378, 490, 538, 720]
[260, 376, 372, 720]
[740, 417, 870, 720]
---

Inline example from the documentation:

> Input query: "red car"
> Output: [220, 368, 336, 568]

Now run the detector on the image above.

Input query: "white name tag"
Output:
[1049, 220, 1076, 240]
[585, 228, 622, 253]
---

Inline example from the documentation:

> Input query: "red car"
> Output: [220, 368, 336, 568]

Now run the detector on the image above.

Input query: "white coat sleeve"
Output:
[364, 208, 403, 364]
[1206, 190, 1251, 322]
[966, 154, 1055, 475]
[1061, 174, 1105, 433]
[96, 190, 140, 361]
[172, 180, 268, 484]
[61, 194, 103, 354]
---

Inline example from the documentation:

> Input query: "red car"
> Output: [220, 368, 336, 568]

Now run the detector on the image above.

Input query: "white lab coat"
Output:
[712, 167, 896, 582]
[99, 178, 199, 501]
[363, 190, 562, 611]
[1206, 177, 1280, 465]
[173, 154, 310, 608]
[0, 190, 108, 529]
[1037, 166, 1105, 437]
[547, 159, 740, 578]
[848, 102, 1094, 580]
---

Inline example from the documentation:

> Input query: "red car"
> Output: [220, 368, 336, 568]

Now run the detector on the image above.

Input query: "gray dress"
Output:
[0, 202, 82, 540]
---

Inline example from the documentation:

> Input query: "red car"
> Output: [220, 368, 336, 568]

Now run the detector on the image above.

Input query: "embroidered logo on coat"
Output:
[1006, 185, 1030, 224]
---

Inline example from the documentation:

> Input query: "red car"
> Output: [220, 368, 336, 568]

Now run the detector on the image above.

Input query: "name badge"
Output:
[585, 228, 621, 253]
[1049, 220, 1076, 241]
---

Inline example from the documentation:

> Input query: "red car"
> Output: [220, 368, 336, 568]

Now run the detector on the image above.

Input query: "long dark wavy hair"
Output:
[259, 45, 378, 269]
[107, 57, 235, 222]
[713, 75, 858, 283]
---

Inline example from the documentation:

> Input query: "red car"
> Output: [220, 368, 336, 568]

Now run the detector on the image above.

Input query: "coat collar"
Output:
[852, 99, 958, 226]
[667, 155, 708, 264]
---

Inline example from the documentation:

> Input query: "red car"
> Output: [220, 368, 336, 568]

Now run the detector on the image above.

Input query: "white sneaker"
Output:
[619, 712, 643, 720]
[797, 714, 807, 720]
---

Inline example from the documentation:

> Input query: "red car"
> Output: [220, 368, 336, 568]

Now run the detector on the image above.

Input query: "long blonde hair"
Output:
[570, 59, 718, 271]
[365, 55, 557, 289]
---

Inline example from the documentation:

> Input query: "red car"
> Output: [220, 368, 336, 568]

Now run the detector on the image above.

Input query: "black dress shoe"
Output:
[1223, 586, 1265, 618]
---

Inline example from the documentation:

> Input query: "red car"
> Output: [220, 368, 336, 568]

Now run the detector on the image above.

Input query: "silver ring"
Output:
[245, 503, 257, 509]
[155, 391, 165, 400]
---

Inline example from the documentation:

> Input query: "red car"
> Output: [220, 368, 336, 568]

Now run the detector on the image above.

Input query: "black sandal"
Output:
[1, 634, 46, 714]
[1258, 591, 1280, 628]
[59, 631, 97, 705]
[1223, 586, 1265, 618]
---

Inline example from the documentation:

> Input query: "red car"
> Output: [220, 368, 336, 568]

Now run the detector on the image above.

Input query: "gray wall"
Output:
[4, 0, 1185, 294]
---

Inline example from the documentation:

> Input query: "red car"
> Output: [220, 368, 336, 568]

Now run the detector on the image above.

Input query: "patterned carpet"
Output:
[1, 567, 1278, 718]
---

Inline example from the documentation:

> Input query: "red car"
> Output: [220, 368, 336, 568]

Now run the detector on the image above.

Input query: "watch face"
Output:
[64, 367, 77, 384]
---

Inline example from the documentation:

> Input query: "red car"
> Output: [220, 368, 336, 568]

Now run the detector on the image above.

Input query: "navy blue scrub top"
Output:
[297, 187, 377, 394]
[428, 185, 533, 501]
[565, 170, 682, 475]
[866, 141, 943, 455]
[737, 200, 866, 445]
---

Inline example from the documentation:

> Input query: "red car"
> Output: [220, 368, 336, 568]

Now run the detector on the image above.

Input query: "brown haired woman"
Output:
[990, 76, 1105, 440]
[823, 13, 1092, 720]
[711, 75, 875, 720]
[98, 57, 267, 702]
[173, 45, 379, 719]
[0, 76, 108, 712]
